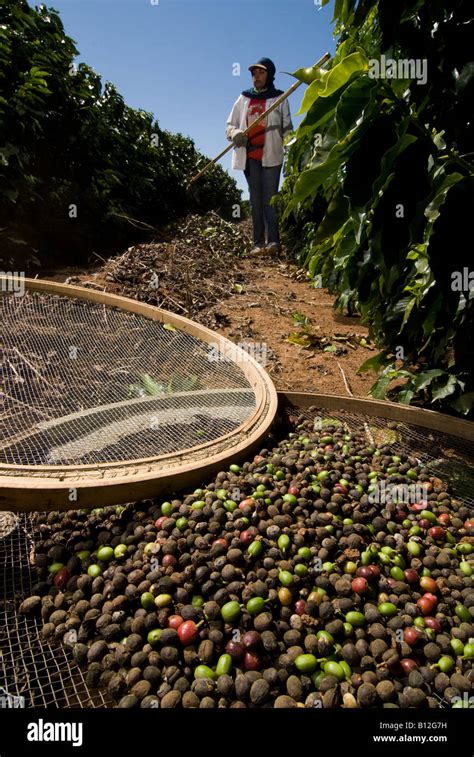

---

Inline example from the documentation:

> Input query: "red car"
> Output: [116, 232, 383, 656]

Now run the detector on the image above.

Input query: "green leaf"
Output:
[291, 133, 358, 205]
[372, 132, 417, 199]
[396, 387, 415, 404]
[424, 173, 464, 223]
[315, 191, 349, 243]
[286, 333, 312, 348]
[421, 294, 442, 337]
[292, 311, 309, 325]
[431, 374, 459, 401]
[432, 130, 446, 150]
[358, 351, 391, 373]
[413, 369, 445, 392]
[297, 91, 342, 138]
[334, 0, 344, 19]
[333, 0, 356, 24]
[370, 372, 394, 399]
[386, 296, 412, 321]
[298, 53, 368, 114]
[140, 373, 164, 395]
[274, 4, 472, 418]
[451, 392, 474, 415]
[400, 298, 415, 329]
[289, 64, 329, 85]
[29, 66, 50, 80]
[335, 75, 378, 137]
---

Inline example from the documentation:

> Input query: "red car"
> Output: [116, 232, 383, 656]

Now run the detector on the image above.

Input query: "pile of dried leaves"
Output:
[102, 212, 251, 327]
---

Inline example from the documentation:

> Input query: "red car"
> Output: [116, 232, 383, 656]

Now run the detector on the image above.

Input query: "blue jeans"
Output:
[244, 157, 282, 246]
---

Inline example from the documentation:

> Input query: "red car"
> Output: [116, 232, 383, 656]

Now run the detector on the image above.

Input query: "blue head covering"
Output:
[242, 57, 284, 99]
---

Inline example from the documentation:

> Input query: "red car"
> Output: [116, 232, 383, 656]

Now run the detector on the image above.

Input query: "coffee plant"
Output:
[0, 0, 243, 267]
[275, 0, 473, 416]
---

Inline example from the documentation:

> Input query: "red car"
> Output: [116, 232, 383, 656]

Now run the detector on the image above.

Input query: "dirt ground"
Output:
[42, 236, 375, 399]
[208, 257, 373, 396]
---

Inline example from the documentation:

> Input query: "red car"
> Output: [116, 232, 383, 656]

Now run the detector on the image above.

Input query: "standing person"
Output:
[226, 57, 293, 255]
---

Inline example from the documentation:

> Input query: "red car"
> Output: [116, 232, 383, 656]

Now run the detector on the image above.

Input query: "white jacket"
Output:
[226, 93, 293, 170]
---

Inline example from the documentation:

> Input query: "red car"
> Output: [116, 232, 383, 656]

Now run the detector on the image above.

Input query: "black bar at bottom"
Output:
[0, 707, 471, 756]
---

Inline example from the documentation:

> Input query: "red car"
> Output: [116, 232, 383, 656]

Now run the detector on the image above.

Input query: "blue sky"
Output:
[31, 0, 337, 198]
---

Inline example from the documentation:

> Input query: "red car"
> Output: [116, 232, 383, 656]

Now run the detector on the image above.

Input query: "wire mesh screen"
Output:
[280, 401, 474, 507]
[0, 289, 257, 468]
[0, 399, 471, 708]
[0, 512, 111, 707]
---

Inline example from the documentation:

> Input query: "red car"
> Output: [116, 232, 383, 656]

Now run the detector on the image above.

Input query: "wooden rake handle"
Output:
[188, 52, 331, 186]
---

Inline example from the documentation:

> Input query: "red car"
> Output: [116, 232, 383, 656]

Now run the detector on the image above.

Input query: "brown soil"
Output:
[209, 257, 373, 396]
[40, 217, 375, 398]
